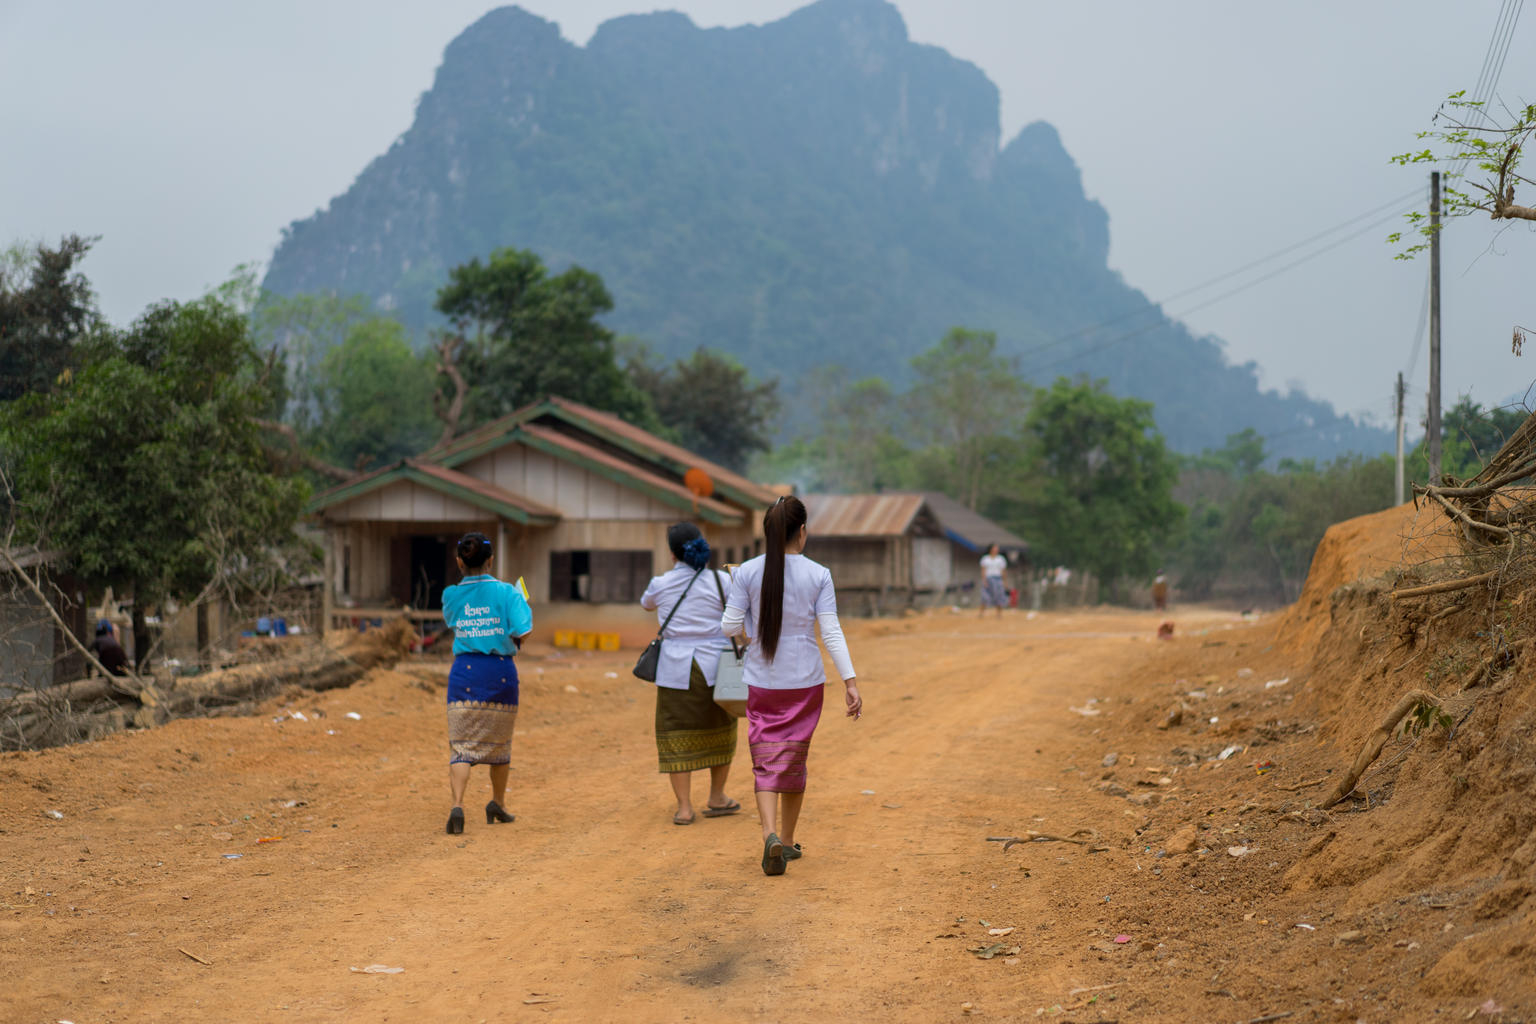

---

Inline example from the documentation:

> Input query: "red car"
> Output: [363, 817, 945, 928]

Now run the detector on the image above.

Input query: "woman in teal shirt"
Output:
[441, 531, 533, 834]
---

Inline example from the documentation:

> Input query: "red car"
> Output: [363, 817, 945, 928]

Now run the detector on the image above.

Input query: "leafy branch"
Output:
[1389, 91, 1536, 259]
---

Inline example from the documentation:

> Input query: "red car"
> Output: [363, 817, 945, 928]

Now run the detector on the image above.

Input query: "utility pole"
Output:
[1427, 170, 1443, 483]
[1395, 371, 1406, 505]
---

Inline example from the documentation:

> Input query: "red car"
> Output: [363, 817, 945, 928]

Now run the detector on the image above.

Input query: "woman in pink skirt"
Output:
[722, 495, 863, 876]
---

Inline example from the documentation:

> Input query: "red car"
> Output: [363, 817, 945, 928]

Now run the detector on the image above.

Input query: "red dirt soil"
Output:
[3, 512, 1532, 1022]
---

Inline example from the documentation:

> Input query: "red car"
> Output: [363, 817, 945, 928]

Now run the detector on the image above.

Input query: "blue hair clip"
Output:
[681, 536, 711, 570]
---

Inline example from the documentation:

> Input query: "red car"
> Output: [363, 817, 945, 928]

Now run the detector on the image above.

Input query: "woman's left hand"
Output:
[844, 679, 862, 720]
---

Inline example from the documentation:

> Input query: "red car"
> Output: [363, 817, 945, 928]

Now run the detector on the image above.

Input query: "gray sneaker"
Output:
[783, 843, 803, 861]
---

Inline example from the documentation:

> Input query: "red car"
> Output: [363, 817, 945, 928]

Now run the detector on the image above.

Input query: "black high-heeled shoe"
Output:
[446, 807, 465, 834]
[485, 800, 515, 824]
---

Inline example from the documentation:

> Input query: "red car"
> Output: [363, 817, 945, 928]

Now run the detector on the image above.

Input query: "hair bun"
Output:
[681, 536, 711, 570]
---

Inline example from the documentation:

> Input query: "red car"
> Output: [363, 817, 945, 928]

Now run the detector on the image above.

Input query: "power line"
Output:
[1020, 200, 1422, 377]
[1453, 0, 1524, 178]
[1015, 187, 1425, 361]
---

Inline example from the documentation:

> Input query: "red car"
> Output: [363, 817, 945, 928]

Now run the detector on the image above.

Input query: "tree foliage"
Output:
[1436, 395, 1526, 483]
[908, 328, 1029, 510]
[1023, 377, 1183, 596]
[1, 295, 310, 611]
[0, 235, 100, 400]
[435, 248, 650, 426]
[1169, 431, 1396, 601]
[626, 345, 779, 471]
[310, 317, 437, 471]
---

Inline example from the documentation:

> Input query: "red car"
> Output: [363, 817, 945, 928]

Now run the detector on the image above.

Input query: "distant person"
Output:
[723, 495, 862, 877]
[1151, 569, 1170, 612]
[979, 543, 1008, 617]
[439, 531, 532, 835]
[639, 522, 741, 826]
[92, 620, 129, 676]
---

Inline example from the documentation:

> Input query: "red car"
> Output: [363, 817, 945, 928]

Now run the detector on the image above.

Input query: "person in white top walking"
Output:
[722, 495, 862, 876]
[979, 543, 1009, 617]
[639, 523, 741, 826]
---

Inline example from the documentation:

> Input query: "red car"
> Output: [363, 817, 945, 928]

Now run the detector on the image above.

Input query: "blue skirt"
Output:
[447, 653, 520, 765]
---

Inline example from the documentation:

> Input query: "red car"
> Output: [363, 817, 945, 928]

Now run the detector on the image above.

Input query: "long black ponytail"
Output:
[758, 495, 806, 662]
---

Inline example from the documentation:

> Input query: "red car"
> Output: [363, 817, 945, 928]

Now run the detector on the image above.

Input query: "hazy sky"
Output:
[3, 0, 1532, 431]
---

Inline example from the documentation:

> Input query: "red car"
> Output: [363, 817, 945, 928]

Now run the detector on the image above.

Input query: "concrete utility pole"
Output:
[1395, 371, 1406, 505]
[1427, 170, 1443, 482]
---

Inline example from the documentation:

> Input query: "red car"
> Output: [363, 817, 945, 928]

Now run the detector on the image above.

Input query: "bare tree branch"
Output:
[253, 418, 353, 482]
[433, 333, 467, 447]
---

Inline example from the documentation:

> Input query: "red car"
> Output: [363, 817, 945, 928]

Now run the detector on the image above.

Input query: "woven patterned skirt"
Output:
[746, 684, 824, 794]
[446, 653, 520, 765]
[655, 660, 738, 773]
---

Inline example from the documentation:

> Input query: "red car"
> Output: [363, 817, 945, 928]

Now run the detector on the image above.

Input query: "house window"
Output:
[549, 550, 654, 603]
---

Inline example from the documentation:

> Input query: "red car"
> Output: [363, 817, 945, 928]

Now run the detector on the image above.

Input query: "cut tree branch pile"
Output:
[1, 618, 416, 751]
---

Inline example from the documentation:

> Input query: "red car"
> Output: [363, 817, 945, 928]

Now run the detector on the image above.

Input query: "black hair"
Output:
[456, 531, 493, 570]
[758, 495, 807, 662]
[667, 522, 703, 563]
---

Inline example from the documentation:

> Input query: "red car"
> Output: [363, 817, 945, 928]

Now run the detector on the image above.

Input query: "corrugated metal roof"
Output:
[802, 493, 928, 537]
[915, 491, 1029, 552]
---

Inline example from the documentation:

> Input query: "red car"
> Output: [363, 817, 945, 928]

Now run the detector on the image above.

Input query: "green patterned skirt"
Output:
[655, 660, 738, 773]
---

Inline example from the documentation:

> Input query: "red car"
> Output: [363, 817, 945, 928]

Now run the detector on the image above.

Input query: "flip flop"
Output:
[702, 799, 741, 818]
[761, 833, 786, 876]
[673, 812, 696, 826]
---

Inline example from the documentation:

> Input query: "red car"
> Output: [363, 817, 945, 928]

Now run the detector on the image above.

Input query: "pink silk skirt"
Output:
[746, 684, 824, 793]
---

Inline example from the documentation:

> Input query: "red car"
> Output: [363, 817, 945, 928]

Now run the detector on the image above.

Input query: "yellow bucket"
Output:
[575, 631, 597, 650]
[553, 629, 576, 648]
[597, 632, 621, 651]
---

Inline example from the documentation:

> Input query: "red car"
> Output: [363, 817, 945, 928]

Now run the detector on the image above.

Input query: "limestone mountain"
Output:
[262, 0, 1387, 459]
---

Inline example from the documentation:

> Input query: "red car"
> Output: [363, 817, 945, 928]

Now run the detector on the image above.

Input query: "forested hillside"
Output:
[262, 0, 1388, 459]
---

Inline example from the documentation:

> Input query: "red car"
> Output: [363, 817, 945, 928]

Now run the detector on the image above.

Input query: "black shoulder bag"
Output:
[632, 567, 704, 682]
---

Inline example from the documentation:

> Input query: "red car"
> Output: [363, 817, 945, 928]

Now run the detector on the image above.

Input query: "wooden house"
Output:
[0, 548, 88, 694]
[801, 492, 1028, 613]
[305, 397, 776, 631]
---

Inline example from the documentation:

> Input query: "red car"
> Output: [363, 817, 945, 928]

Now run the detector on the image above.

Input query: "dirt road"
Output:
[1, 607, 1504, 1022]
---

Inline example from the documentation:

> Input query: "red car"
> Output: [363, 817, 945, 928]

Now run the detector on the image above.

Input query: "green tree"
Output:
[435, 248, 650, 426]
[1219, 454, 1394, 602]
[627, 346, 778, 471]
[1437, 396, 1526, 482]
[0, 235, 100, 400]
[311, 317, 437, 471]
[2, 295, 310, 649]
[249, 290, 375, 433]
[1024, 377, 1183, 598]
[908, 328, 1029, 509]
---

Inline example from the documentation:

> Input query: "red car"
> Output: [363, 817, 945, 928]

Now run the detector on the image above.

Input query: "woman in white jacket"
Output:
[723, 495, 862, 876]
[639, 522, 741, 826]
